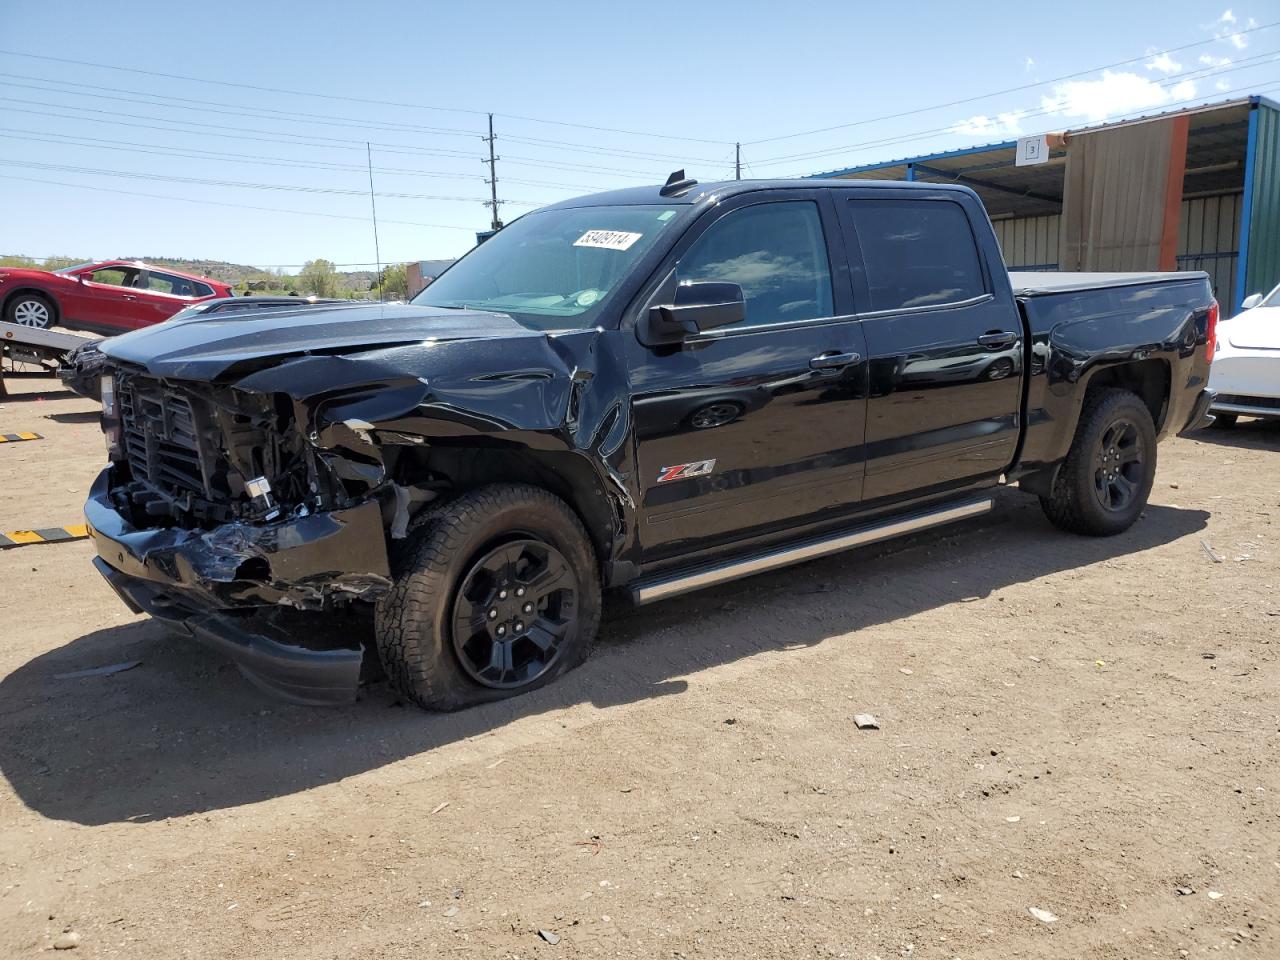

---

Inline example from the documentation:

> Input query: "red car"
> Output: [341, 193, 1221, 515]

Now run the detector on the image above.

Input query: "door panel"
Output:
[838, 191, 1023, 504]
[628, 191, 869, 561]
[64, 267, 143, 331]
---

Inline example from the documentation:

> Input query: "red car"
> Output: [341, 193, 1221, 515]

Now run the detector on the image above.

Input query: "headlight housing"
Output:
[100, 374, 122, 460]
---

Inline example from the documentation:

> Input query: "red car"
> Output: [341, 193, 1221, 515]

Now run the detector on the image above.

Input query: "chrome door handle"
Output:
[977, 331, 1016, 348]
[809, 351, 861, 371]
[122, 294, 137, 300]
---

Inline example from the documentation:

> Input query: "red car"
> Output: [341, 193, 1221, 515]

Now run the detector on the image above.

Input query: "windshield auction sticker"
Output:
[574, 230, 643, 251]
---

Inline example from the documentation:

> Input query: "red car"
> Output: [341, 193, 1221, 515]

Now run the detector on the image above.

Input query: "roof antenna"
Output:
[659, 169, 698, 197]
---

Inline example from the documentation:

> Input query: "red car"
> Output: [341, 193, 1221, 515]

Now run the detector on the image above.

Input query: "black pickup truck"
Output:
[85, 176, 1218, 708]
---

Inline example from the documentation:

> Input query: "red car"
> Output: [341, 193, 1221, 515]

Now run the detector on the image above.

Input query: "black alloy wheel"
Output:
[1092, 417, 1145, 512]
[451, 538, 579, 689]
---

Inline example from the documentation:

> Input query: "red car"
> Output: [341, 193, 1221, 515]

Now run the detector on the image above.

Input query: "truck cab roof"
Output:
[541, 177, 976, 211]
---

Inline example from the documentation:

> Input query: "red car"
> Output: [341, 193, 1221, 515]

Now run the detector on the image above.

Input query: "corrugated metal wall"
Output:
[1179, 193, 1242, 310]
[991, 215, 1060, 270]
[993, 194, 1246, 310]
[1243, 101, 1280, 305]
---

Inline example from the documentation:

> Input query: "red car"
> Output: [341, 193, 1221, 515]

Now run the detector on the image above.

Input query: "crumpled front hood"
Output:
[99, 302, 535, 380]
[1225, 306, 1280, 350]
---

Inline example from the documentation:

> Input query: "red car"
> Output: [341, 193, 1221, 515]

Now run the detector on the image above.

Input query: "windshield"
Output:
[1259, 283, 1280, 309]
[413, 204, 681, 330]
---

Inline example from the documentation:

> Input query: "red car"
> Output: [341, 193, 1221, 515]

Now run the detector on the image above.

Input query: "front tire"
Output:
[1039, 388, 1157, 536]
[5, 292, 55, 329]
[374, 484, 601, 711]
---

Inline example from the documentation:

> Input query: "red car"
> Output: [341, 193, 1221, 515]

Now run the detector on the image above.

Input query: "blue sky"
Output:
[0, 1, 1276, 270]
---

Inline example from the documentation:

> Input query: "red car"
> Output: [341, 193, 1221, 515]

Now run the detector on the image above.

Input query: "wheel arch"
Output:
[394, 444, 623, 577]
[1080, 358, 1171, 432]
[2, 287, 60, 324]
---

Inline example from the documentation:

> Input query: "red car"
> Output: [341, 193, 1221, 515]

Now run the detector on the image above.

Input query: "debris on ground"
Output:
[853, 714, 880, 730]
[1207, 890, 1223, 900]
[899, 667, 914, 675]
[1176, 886, 1194, 896]
[53, 660, 141, 681]
[52, 931, 80, 950]
[444, 906, 459, 917]
[1201, 540, 1224, 563]
[430, 801, 449, 815]
[1028, 907, 1058, 924]
[538, 929, 561, 945]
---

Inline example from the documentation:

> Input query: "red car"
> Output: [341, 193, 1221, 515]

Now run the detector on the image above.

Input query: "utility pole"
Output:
[482, 113, 503, 231]
[366, 142, 383, 302]
[735, 142, 741, 180]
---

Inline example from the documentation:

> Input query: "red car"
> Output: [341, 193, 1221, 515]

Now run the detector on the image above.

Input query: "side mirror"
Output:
[1241, 293, 1263, 311]
[76, 272, 88, 283]
[641, 280, 745, 345]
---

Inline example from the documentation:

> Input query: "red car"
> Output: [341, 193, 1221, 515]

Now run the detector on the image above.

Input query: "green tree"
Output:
[374, 263, 408, 300]
[299, 259, 339, 298]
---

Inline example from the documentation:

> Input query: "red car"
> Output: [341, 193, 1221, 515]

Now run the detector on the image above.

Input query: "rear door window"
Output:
[678, 200, 834, 327]
[145, 272, 198, 297]
[845, 199, 986, 312]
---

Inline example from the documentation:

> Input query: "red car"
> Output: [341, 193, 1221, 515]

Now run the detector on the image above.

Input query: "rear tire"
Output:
[1210, 412, 1238, 428]
[374, 484, 601, 711]
[1039, 388, 1157, 537]
[5, 292, 55, 329]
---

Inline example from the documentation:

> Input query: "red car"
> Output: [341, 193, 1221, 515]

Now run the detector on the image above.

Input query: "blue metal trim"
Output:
[905, 163, 915, 182]
[809, 140, 1018, 180]
[1235, 104, 1260, 312]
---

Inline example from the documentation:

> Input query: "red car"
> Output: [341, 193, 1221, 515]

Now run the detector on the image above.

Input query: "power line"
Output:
[753, 53, 1280, 168]
[0, 103, 667, 180]
[0, 158, 546, 205]
[0, 86, 709, 172]
[746, 18, 1280, 146]
[0, 49, 733, 146]
[0, 173, 481, 230]
[0, 75, 484, 139]
[0, 128, 488, 181]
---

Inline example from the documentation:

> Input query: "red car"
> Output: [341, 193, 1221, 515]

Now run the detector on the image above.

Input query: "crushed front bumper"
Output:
[85, 468, 391, 704]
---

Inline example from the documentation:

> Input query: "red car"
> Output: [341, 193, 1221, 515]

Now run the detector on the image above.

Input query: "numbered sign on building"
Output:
[1016, 135, 1050, 166]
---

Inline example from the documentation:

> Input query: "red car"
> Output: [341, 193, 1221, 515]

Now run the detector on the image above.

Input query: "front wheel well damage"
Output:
[390, 445, 618, 572]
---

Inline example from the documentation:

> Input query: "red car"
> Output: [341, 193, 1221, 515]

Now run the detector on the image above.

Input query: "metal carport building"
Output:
[813, 95, 1280, 316]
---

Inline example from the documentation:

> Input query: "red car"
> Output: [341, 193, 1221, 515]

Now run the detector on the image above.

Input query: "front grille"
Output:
[1216, 393, 1280, 409]
[120, 377, 211, 498]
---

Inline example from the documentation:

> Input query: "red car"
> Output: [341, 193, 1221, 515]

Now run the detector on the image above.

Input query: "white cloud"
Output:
[1199, 53, 1233, 66]
[1216, 79, 1232, 91]
[948, 110, 1028, 138]
[1023, 56, 1035, 72]
[1040, 70, 1198, 123]
[1210, 8, 1252, 49]
[1145, 51, 1183, 74]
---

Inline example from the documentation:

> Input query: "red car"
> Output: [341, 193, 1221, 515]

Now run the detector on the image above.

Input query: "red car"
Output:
[0, 260, 232, 333]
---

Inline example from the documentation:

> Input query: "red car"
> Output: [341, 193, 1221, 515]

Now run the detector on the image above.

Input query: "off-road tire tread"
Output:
[1039, 388, 1156, 537]
[375, 484, 600, 711]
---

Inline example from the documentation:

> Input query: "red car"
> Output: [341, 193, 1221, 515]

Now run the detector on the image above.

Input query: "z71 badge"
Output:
[656, 459, 717, 483]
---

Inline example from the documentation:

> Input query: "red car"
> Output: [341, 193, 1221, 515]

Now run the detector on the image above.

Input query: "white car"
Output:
[1209, 283, 1280, 426]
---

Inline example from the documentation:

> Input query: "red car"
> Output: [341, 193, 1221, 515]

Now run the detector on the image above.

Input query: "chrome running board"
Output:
[629, 497, 994, 605]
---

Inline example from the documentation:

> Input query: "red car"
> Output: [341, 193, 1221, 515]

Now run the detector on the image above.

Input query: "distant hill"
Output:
[124, 257, 376, 294]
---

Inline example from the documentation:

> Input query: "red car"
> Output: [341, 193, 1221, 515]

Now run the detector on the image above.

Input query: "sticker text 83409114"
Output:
[574, 230, 643, 252]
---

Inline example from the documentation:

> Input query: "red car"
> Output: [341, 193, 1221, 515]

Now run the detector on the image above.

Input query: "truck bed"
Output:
[1009, 271, 1207, 297]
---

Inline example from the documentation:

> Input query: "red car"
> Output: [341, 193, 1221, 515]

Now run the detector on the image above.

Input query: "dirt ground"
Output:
[0, 368, 1276, 960]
